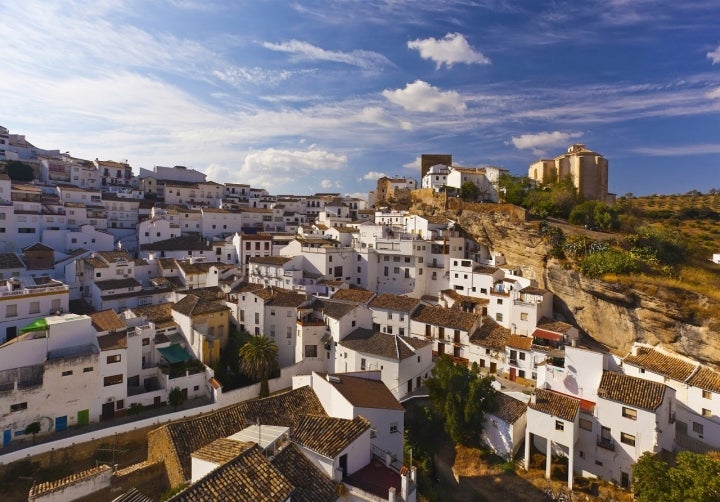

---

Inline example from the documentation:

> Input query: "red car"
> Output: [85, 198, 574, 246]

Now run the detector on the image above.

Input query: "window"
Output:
[104, 374, 123, 386]
[29, 302, 40, 314]
[361, 358, 366, 370]
[83, 367, 93, 373]
[271, 310, 275, 316]
[693, 422, 704, 435]
[107, 354, 121, 363]
[5, 304, 17, 318]
[703, 390, 712, 399]
[496, 313, 503, 322]
[622, 407, 637, 420]
[254, 313, 260, 324]
[520, 312, 528, 321]
[390, 422, 399, 434]
[270, 325, 275, 337]
[702, 408, 712, 418]
[286, 327, 292, 339]
[555, 420, 564, 431]
[10, 402, 27, 412]
[519, 352, 526, 360]
[497, 298, 503, 305]
[62, 370, 73, 376]
[399, 328, 405, 336]
[304, 345, 317, 358]
[620, 432, 636, 446]
[52, 299, 61, 311]
[579, 418, 592, 431]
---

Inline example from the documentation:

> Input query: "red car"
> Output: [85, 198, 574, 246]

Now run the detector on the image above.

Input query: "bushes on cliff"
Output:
[578, 249, 640, 277]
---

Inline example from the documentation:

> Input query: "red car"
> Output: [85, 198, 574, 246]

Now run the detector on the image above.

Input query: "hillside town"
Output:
[1, 125, 718, 501]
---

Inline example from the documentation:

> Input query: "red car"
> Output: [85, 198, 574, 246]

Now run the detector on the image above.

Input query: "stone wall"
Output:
[112, 461, 168, 499]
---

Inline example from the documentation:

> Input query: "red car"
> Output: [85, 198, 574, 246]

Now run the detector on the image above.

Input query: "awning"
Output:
[532, 328, 563, 342]
[158, 344, 193, 364]
[20, 318, 48, 334]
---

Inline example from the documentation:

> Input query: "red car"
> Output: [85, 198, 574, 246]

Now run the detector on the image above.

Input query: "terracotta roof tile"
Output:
[469, 317, 510, 350]
[98, 330, 127, 351]
[330, 288, 376, 304]
[492, 392, 528, 424]
[339, 328, 430, 360]
[369, 293, 421, 313]
[249, 256, 292, 266]
[29, 465, 112, 499]
[171, 444, 294, 502]
[411, 304, 479, 331]
[529, 389, 580, 422]
[90, 309, 126, 332]
[173, 294, 229, 317]
[318, 300, 359, 320]
[191, 438, 254, 465]
[270, 444, 338, 502]
[94, 278, 141, 291]
[687, 366, 720, 394]
[623, 346, 696, 382]
[598, 371, 667, 411]
[506, 334, 532, 351]
[292, 415, 370, 458]
[141, 236, 212, 251]
[130, 303, 175, 323]
[536, 317, 574, 334]
[322, 373, 404, 410]
[0, 253, 25, 269]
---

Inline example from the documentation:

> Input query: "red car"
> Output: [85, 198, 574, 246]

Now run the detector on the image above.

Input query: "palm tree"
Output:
[239, 335, 279, 398]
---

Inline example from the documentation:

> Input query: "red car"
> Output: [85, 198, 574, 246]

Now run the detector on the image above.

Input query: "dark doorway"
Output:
[6, 326, 17, 342]
[102, 402, 115, 421]
[339, 454, 348, 478]
[509, 367, 517, 381]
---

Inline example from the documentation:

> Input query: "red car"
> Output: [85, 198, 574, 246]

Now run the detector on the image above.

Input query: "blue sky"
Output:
[2, 0, 720, 198]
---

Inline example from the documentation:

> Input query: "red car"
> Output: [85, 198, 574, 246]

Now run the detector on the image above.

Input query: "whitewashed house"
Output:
[482, 392, 528, 460]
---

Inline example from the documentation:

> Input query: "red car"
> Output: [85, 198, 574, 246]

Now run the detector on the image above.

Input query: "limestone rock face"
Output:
[417, 198, 720, 365]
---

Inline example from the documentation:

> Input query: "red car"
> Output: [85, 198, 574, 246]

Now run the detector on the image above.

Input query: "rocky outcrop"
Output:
[413, 196, 720, 366]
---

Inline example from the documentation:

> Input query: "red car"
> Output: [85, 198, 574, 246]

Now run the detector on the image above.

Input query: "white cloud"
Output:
[361, 171, 387, 181]
[707, 87, 720, 99]
[261, 39, 392, 69]
[408, 33, 490, 68]
[382, 80, 466, 113]
[511, 131, 584, 154]
[707, 44, 720, 64]
[213, 67, 294, 87]
[632, 144, 720, 156]
[403, 156, 421, 169]
[344, 192, 368, 201]
[320, 179, 343, 189]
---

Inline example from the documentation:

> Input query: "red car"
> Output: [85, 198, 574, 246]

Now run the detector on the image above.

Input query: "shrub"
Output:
[579, 249, 640, 277]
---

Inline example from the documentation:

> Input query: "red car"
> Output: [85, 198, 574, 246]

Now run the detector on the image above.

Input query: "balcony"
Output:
[597, 435, 615, 451]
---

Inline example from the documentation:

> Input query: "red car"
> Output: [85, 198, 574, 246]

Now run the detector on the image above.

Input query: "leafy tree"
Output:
[24, 421, 41, 445]
[5, 161, 34, 182]
[569, 200, 619, 231]
[425, 355, 497, 446]
[168, 387, 185, 410]
[459, 181, 478, 202]
[578, 249, 640, 277]
[497, 173, 534, 205]
[239, 335, 279, 398]
[633, 451, 720, 502]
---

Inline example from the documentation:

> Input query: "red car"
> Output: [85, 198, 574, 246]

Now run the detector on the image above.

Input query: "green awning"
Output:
[158, 344, 193, 364]
[20, 318, 48, 334]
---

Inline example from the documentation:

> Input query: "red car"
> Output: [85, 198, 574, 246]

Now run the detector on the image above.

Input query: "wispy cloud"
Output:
[213, 67, 295, 87]
[708, 44, 720, 64]
[707, 87, 720, 99]
[511, 131, 584, 155]
[360, 171, 387, 181]
[261, 39, 392, 69]
[631, 144, 720, 156]
[382, 80, 467, 113]
[403, 156, 421, 169]
[408, 33, 490, 68]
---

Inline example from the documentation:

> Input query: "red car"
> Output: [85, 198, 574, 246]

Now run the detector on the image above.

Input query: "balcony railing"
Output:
[597, 435, 615, 451]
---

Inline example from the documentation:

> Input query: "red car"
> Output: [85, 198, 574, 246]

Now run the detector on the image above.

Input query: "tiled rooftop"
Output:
[469, 317, 510, 350]
[0, 252, 25, 269]
[369, 293, 421, 313]
[191, 438, 254, 465]
[411, 304, 479, 331]
[318, 299, 359, 320]
[94, 277, 141, 291]
[249, 256, 293, 266]
[623, 346, 697, 382]
[598, 371, 667, 411]
[170, 444, 294, 502]
[529, 389, 580, 422]
[536, 316, 574, 334]
[292, 414, 371, 459]
[28, 465, 112, 499]
[98, 330, 127, 351]
[322, 373, 404, 410]
[90, 309, 126, 332]
[270, 444, 338, 502]
[130, 302, 175, 323]
[140, 235, 213, 251]
[687, 366, 720, 394]
[173, 294, 229, 317]
[506, 334, 533, 351]
[330, 288, 376, 304]
[492, 392, 528, 424]
[339, 328, 430, 361]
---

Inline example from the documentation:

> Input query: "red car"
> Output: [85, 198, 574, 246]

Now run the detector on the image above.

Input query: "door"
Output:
[509, 367, 517, 381]
[676, 420, 688, 436]
[5, 326, 16, 342]
[621, 471, 630, 489]
[102, 402, 115, 421]
[3, 430, 10, 447]
[438, 343, 445, 356]
[490, 362, 497, 373]
[77, 410, 89, 426]
[339, 454, 348, 479]
[55, 416, 68, 432]
[407, 380, 412, 394]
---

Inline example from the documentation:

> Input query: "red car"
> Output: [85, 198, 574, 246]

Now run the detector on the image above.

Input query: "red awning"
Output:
[532, 328, 563, 342]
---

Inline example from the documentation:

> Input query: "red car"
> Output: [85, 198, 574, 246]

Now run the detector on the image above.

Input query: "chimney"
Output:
[388, 487, 396, 502]
[400, 467, 410, 500]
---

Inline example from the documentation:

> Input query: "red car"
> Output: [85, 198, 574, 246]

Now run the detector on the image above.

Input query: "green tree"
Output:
[425, 355, 497, 446]
[24, 421, 41, 445]
[569, 200, 619, 231]
[239, 335, 279, 398]
[168, 387, 185, 410]
[633, 451, 720, 502]
[459, 181, 478, 202]
[497, 173, 534, 205]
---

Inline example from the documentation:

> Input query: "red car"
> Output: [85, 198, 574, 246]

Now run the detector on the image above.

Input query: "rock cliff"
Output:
[413, 194, 720, 366]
